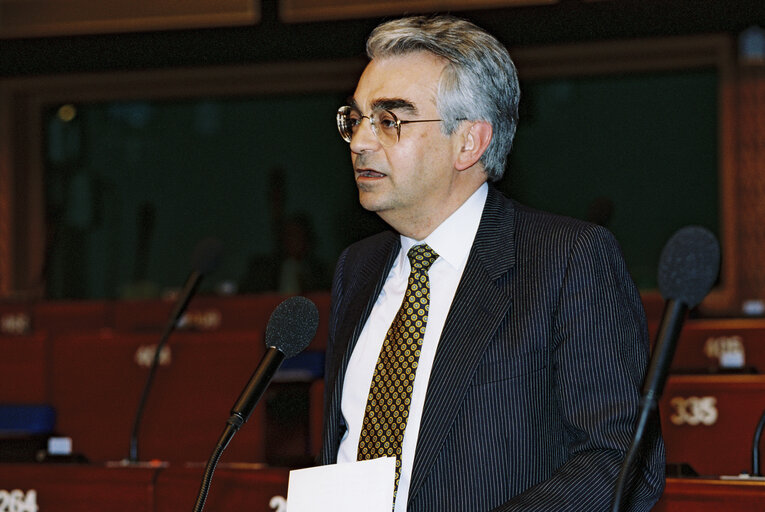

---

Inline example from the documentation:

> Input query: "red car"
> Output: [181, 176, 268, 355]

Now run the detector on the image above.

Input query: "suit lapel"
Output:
[334, 235, 399, 376]
[324, 232, 400, 460]
[408, 187, 517, 500]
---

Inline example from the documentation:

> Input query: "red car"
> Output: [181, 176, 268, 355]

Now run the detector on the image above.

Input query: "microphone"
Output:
[128, 237, 223, 463]
[167, 238, 224, 329]
[192, 296, 318, 512]
[643, 226, 720, 405]
[230, 295, 319, 424]
[612, 226, 720, 512]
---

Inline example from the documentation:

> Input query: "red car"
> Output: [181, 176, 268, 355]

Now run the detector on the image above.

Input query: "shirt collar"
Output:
[399, 182, 488, 272]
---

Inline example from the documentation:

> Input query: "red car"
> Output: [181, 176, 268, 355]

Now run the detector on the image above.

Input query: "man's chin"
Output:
[358, 190, 388, 213]
[359, 199, 384, 213]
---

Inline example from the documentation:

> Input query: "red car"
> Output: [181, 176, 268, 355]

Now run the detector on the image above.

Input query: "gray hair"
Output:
[366, 15, 520, 181]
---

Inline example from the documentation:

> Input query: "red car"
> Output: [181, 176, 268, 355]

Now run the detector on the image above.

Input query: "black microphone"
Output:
[128, 237, 223, 463]
[612, 226, 720, 511]
[167, 237, 224, 328]
[230, 295, 319, 424]
[644, 226, 720, 404]
[192, 296, 319, 512]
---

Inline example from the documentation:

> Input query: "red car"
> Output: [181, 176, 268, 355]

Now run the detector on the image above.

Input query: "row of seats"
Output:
[0, 293, 330, 466]
[0, 292, 331, 349]
[2, 292, 765, 477]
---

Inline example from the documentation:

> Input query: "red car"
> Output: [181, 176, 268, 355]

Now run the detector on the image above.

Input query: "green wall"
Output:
[44, 69, 718, 298]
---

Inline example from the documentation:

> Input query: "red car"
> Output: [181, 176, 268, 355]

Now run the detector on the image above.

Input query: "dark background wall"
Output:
[1, 0, 763, 303]
[2, 0, 763, 77]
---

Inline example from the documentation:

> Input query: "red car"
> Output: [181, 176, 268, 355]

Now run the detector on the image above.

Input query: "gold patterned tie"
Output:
[357, 244, 439, 505]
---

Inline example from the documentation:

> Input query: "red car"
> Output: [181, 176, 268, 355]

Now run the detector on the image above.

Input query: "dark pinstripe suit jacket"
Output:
[320, 186, 665, 511]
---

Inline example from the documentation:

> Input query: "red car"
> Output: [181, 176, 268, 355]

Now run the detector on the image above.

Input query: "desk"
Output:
[0, 332, 47, 402]
[660, 374, 765, 476]
[156, 464, 289, 511]
[33, 300, 114, 333]
[0, 464, 158, 511]
[0, 463, 289, 512]
[50, 330, 267, 463]
[669, 318, 765, 372]
[111, 293, 331, 350]
[6, 464, 765, 511]
[654, 477, 765, 511]
[112, 294, 282, 333]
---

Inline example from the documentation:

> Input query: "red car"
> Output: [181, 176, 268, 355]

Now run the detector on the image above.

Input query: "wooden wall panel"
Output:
[0, 84, 46, 299]
[737, 68, 765, 309]
[0, 84, 12, 298]
[279, 0, 555, 23]
[0, 0, 260, 39]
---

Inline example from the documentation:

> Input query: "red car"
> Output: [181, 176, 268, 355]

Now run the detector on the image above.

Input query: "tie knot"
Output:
[408, 244, 439, 272]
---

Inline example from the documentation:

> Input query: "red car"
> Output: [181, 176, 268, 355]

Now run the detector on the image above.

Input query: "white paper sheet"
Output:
[286, 457, 396, 512]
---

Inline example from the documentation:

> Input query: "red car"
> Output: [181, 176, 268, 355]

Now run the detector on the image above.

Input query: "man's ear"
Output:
[455, 121, 492, 171]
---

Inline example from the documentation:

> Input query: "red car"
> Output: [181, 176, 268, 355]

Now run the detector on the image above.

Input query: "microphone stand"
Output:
[611, 299, 686, 512]
[752, 410, 765, 476]
[192, 348, 286, 512]
[192, 415, 243, 512]
[190, 296, 317, 511]
[128, 270, 202, 463]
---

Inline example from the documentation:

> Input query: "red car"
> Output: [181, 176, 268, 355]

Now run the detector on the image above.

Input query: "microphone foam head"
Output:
[265, 296, 319, 358]
[191, 237, 223, 276]
[657, 226, 720, 307]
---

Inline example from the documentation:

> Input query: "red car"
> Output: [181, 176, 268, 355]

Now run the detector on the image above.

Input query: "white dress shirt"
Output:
[337, 182, 488, 511]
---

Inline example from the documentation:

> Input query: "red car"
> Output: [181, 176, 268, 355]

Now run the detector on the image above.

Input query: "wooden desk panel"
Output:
[33, 300, 114, 334]
[0, 464, 158, 512]
[12, 465, 763, 512]
[50, 330, 267, 463]
[113, 294, 282, 333]
[112, 292, 330, 350]
[654, 477, 765, 511]
[660, 375, 765, 476]
[0, 332, 47, 402]
[2, 299, 113, 335]
[0, 303, 32, 335]
[155, 464, 289, 511]
[670, 318, 765, 372]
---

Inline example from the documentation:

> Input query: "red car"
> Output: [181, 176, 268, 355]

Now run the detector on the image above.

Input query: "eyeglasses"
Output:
[336, 105, 444, 147]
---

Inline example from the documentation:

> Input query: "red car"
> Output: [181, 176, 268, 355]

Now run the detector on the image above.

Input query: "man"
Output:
[319, 15, 665, 511]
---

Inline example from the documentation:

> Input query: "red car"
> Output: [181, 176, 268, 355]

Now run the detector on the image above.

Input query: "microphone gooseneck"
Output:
[192, 296, 318, 512]
[128, 237, 223, 463]
[753, 410, 765, 476]
[612, 226, 720, 512]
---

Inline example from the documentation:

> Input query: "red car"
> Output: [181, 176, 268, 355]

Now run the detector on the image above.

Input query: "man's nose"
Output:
[350, 117, 381, 153]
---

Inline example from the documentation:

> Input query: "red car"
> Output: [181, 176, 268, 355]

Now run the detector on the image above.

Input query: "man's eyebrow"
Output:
[372, 98, 417, 113]
[347, 97, 418, 114]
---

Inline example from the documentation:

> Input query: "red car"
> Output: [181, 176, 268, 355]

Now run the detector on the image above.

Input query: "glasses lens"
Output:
[336, 106, 357, 143]
[375, 110, 399, 146]
[336, 107, 400, 146]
